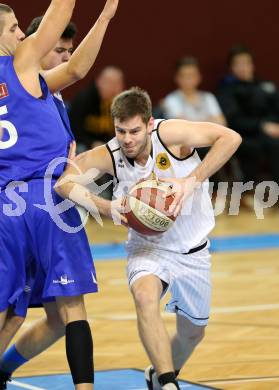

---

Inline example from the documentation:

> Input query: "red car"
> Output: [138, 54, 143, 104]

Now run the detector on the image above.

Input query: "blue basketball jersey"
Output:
[0, 56, 71, 190]
[53, 91, 75, 141]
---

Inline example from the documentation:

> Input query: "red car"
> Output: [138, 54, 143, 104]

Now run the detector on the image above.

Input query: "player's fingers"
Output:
[67, 141, 76, 161]
[69, 141, 77, 160]
[120, 214, 128, 226]
[173, 201, 183, 217]
[168, 192, 183, 214]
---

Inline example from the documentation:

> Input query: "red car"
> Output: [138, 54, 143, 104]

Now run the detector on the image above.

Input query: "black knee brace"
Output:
[65, 320, 94, 385]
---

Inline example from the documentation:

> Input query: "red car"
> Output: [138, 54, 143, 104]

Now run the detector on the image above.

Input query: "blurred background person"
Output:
[69, 65, 125, 151]
[161, 56, 226, 125]
[159, 56, 228, 185]
[218, 45, 279, 184]
[69, 66, 125, 199]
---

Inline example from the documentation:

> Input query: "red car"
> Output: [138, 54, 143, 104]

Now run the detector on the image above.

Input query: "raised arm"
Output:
[44, 0, 119, 92]
[15, 0, 76, 69]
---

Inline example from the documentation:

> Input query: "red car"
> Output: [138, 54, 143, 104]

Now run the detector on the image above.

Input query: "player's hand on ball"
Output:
[109, 198, 128, 227]
[101, 0, 119, 21]
[159, 176, 198, 217]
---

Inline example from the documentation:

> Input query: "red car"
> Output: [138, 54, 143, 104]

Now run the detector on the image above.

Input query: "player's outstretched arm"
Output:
[44, 0, 119, 93]
[15, 0, 76, 69]
[55, 145, 127, 225]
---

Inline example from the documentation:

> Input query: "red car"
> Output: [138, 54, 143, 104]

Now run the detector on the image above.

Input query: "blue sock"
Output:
[0, 345, 28, 374]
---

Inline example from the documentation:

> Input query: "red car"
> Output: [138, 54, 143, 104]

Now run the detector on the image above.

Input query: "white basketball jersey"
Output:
[106, 119, 215, 252]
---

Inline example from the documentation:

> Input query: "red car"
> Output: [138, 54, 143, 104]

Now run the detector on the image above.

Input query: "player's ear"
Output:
[147, 117, 154, 134]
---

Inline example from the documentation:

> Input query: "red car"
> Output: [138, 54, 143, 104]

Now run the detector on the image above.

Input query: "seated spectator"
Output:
[218, 45, 279, 184]
[161, 56, 226, 125]
[69, 66, 125, 150]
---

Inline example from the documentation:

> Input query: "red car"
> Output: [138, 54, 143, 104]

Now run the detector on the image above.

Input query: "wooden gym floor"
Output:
[13, 206, 279, 390]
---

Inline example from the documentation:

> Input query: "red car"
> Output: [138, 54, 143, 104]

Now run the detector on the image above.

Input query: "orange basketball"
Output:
[123, 179, 176, 235]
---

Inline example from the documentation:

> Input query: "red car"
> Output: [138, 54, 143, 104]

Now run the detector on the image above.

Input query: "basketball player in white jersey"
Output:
[56, 87, 242, 390]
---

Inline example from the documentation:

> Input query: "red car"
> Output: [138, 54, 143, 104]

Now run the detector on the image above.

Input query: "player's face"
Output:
[231, 53, 254, 81]
[0, 12, 25, 55]
[115, 115, 153, 159]
[175, 65, 201, 92]
[40, 38, 74, 70]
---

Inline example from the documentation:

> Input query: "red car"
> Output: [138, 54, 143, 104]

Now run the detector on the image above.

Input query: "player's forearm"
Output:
[189, 132, 242, 183]
[55, 180, 111, 217]
[67, 16, 110, 80]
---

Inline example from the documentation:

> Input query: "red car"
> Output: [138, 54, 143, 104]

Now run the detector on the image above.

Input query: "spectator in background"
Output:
[218, 45, 279, 184]
[161, 56, 226, 125]
[69, 66, 125, 150]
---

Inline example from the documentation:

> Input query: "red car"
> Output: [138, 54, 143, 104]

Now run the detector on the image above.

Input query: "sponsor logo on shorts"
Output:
[128, 269, 150, 283]
[24, 285, 31, 293]
[53, 274, 75, 285]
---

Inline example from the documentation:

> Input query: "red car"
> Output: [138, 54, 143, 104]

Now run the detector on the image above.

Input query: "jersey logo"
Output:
[117, 158, 125, 168]
[156, 153, 171, 170]
[0, 83, 8, 99]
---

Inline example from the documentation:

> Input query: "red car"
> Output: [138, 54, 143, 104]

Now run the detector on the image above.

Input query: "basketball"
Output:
[123, 179, 176, 235]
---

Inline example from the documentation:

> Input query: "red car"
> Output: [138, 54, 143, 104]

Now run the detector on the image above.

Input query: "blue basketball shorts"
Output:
[0, 179, 98, 317]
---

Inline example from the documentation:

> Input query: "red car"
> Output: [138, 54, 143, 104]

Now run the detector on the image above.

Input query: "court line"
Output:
[22, 303, 279, 328]
[10, 380, 46, 390]
[133, 386, 192, 390]
[211, 303, 279, 314]
[78, 303, 279, 321]
[202, 375, 279, 385]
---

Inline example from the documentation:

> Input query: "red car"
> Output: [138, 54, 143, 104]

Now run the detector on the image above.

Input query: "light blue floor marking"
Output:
[91, 234, 279, 260]
[210, 233, 279, 252]
[12, 370, 217, 389]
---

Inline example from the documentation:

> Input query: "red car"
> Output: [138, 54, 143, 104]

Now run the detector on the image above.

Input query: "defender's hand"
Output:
[100, 0, 119, 21]
[67, 141, 76, 165]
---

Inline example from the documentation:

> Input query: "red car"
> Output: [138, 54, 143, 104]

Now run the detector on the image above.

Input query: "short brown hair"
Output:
[175, 56, 199, 73]
[26, 16, 77, 40]
[0, 4, 13, 35]
[111, 87, 152, 125]
[227, 45, 254, 66]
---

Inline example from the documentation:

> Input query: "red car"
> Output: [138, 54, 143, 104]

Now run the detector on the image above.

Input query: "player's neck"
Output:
[134, 138, 152, 166]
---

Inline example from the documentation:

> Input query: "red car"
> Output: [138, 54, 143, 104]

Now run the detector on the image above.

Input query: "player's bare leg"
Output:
[14, 302, 64, 360]
[171, 314, 205, 371]
[56, 295, 94, 390]
[0, 309, 24, 356]
[131, 275, 174, 376]
[0, 310, 8, 333]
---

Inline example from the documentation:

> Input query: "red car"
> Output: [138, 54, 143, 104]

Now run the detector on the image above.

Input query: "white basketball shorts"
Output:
[127, 244, 211, 326]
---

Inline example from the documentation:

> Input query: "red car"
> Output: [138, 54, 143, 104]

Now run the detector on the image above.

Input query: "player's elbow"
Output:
[230, 130, 242, 149]
[66, 63, 88, 82]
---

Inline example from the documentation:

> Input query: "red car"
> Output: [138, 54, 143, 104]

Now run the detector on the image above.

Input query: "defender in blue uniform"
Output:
[0, 1, 120, 388]
[0, 2, 97, 389]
